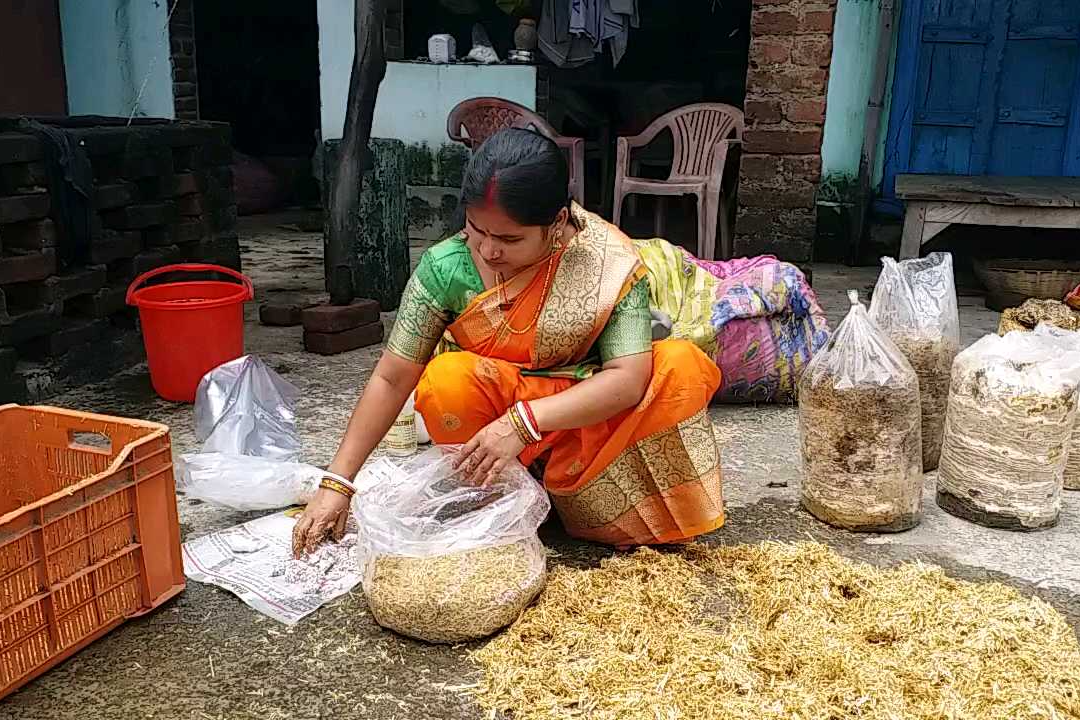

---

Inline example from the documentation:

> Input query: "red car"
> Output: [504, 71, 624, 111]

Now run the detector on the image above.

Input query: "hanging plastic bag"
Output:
[937, 328, 1080, 529]
[798, 290, 923, 532]
[177, 454, 323, 511]
[354, 446, 550, 643]
[869, 252, 959, 471]
[195, 355, 300, 462]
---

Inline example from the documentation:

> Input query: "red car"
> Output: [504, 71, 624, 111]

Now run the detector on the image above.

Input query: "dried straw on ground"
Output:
[892, 334, 958, 471]
[364, 537, 546, 644]
[472, 542, 1080, 720]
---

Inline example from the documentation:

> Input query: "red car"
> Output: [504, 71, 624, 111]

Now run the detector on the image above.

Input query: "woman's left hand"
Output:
[456, 413, 527, 485]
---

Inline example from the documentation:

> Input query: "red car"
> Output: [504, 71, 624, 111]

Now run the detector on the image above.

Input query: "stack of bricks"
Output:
[0, 121, 239, 403]
[169, 0, 200, 121]
[302, 300, 384, 356]
[736, 0, 838, 272]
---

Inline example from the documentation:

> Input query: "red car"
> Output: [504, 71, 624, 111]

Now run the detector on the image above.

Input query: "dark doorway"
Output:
[193, 0, 321, 209]
[0, 0, 67, 116]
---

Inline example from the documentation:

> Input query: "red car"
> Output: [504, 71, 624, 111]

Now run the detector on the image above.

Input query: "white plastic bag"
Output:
[798, 290, 923, 532]
[1031, 324, 1080, 491]
[354, 446, 550, 643]
[938, 329, 1080, 529]
[178, 454, 323, 511]
[869, 252, 959, 470]
[195, 355, 300, 461]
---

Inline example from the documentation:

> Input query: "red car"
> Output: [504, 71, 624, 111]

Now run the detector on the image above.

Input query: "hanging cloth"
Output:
[0, 118, 94, 269]
[540, 0, 638, 68]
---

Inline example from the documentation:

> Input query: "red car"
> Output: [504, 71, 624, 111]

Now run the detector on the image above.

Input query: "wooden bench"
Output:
[895, 175, 1080, 259]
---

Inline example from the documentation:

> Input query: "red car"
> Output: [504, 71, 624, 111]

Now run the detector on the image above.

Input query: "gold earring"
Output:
[552, 228, 563, 251]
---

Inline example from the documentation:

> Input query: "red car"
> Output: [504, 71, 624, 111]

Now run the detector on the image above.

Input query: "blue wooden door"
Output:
[882, 0, 1080, 203]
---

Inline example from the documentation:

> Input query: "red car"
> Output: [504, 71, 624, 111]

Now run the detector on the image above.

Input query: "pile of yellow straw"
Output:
[472, 542, 1080, 720]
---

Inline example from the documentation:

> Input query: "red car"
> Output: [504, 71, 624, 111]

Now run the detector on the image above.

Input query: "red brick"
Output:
[5, 266, 107, 307]
[304, 321, 384, 355]
[792, 37, 833, 67]
[0, 302, 62, 347]
[22, 319, 110, 359]
[0, 194, 50, 224]
[165, 172, 205, 197]
[800, 9, 836, 33]
[0, 134, 43, 164]
[784, 98, 827, 123]
[747, 67, 828, 94]
[175, 194, 205, 217]
[0, 162, 47, 192]
[753, 37, 791, 65]
[158, 221, 203, 247]
[754, 10, 799, 34]
[740, 154, 783, 180]
[91, 231, 142, 264]
[745, 128, 824, 155]
[1, 219, 57, 251]
[733, 231, 813, 265]
[260, 302, 308, 327]
[786, 155, 823, 181]
[67, 285, 127, 319]
[739, 181, 817, 209]
[745, 99, 782, 124]
[735, 207, 817, 238]
[94, 182, 139, 210]
[302, 300, 381, 333]
[0, 250, 56, 285]
[101, 203, 176, 230]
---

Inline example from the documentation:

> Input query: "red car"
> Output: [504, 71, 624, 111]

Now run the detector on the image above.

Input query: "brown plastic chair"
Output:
[613, 103, 744, 261]
[447, 97, 586, 207]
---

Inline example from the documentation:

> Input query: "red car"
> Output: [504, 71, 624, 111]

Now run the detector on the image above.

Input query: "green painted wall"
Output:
[820, 0, 890, 199]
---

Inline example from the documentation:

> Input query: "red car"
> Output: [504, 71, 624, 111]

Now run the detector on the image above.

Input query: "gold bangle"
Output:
[507, 406, 534, 446]
[320, 477, 355, 499]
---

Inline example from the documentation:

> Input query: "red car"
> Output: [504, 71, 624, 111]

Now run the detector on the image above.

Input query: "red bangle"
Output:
[520, 401, 540, 440]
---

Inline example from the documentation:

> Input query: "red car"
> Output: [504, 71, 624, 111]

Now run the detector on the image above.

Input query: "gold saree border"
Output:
[550, 408, 723, 530]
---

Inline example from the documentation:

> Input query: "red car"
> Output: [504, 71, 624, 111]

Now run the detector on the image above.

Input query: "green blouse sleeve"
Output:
[596, 278, 653, 363]
[386, 252, 453, 364]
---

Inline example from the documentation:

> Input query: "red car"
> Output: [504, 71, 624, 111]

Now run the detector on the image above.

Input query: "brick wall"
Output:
[736, 0, 837, 268]
[170, 0, 199, 120]
[0, 121, 238, 403]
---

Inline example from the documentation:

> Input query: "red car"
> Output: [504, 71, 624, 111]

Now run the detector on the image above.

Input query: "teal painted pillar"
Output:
[820, 0, 886, 200]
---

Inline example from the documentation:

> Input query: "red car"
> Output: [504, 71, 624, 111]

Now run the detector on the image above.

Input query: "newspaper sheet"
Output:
[182, 511, 361, 625]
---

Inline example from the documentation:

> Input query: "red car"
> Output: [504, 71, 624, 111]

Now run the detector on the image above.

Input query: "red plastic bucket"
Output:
[127, 264, 254, 403]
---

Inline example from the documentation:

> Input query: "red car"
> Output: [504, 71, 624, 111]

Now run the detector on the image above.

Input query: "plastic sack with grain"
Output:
[353, 446, 550, 643]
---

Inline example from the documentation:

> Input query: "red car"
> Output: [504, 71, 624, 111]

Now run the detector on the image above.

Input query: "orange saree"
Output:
[411, 206, 725, 546]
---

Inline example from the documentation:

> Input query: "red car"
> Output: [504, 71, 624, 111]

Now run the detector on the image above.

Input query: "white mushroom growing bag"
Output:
[937, 329, 1080, 529]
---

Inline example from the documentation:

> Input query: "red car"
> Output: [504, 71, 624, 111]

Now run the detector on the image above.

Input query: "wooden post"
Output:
[325, 0, 388, 306]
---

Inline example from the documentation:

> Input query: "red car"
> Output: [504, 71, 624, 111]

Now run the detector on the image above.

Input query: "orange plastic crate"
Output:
[0, 405, 184, 699]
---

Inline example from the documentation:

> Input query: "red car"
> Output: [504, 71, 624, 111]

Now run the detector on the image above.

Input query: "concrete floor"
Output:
[1, 214, 1076, 720]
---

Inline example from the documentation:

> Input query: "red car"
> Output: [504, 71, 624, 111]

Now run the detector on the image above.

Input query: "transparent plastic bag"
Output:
[797, 290, 923, 532]
[938, 328, 1080, 529]
[178, 453, 322, 511]
[869, 252, 959, 470]
[354, 446, 550, 643]
[195, 355, 300, 462]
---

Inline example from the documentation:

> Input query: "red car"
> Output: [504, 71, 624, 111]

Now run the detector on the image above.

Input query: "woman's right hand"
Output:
[291, 487, 351, 559]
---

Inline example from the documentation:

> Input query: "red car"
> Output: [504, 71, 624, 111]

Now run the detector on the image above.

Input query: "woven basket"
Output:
[973, 259, 1080, 301]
